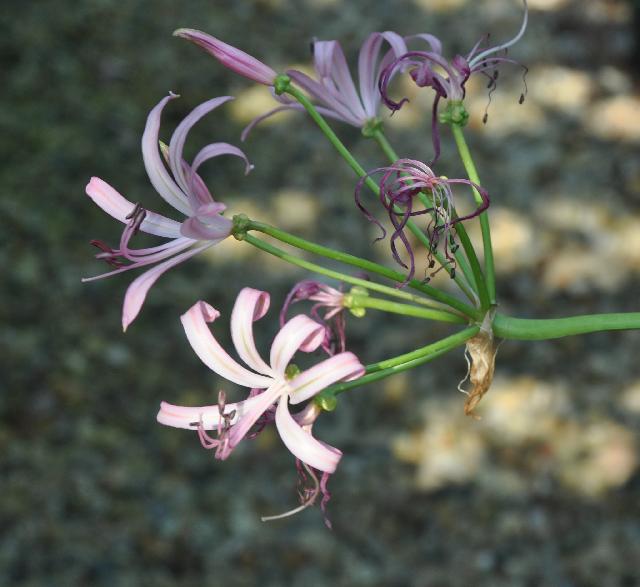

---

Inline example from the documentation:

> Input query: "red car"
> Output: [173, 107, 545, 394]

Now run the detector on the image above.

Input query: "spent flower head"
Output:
[355, 159, 489, 284]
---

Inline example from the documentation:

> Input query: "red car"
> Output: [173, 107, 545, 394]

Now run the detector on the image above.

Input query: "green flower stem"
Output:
[493, 312, 640, 340]
[240, 233, 480, 321]
[450, 122, 496, 305]
[315, 325, 479, 408]
[284, 84, 489, 308]
[344, 293, 467, 324]
[370, 126, 477, 296]
[242, 217, 479, 319]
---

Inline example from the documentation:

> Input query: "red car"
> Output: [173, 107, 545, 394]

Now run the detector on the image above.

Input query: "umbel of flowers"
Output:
[85, 0, 640, 526]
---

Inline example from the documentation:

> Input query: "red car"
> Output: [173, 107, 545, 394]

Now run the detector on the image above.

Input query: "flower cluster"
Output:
[85, 3, 529, 525]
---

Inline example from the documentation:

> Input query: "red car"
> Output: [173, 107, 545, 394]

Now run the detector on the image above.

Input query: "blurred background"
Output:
[2, 0, 640, 585]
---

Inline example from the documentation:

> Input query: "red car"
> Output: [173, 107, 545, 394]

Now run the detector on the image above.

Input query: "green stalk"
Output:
[494, 313, 640, 340]
[284, 83, 489, 308]
[344, 293, 467, 324]
[370, 127, 477, 294]
[241, 233, 480, 320]
[243, 218, 478, 318]
[451, 122, 496, 305]
[315, 325, 479, 408]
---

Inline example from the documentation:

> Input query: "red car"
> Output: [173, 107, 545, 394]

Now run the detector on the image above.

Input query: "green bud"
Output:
[315, 392, 337, 412]
[285, 363, 301, 380]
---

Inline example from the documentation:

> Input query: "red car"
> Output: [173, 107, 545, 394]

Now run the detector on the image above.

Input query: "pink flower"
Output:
[241, 32, 408, 139]
[174, 28, 277, 86]
[157, 287, 365, 474]
[83, 93, 253, 331]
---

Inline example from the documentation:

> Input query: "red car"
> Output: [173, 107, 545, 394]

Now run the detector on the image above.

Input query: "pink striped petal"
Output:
[86, 177, 182, 238]
[275, 398, 342, 473]
[180, 203, 233, 240]
[174, 29, 277, 86]
[168, 96, 235, 198]
[142, 93, 192, 216]
[122, 242, 211, 331]
[180, 300, 274, 389]
[230, 288, 273, 376]
[287, 352, 365, 404]
[269, 315, 325, 375]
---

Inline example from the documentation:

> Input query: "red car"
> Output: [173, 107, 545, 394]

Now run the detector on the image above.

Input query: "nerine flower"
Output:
[240, 32, 409, 139]
[84, 93, 252, 330]
[355, 159, 489, 283]
[157, 287, 365, 474]
[280, 280, 347, 355]
[378, 0, 528, 163]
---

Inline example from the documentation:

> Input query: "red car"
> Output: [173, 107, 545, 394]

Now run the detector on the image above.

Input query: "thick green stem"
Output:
[370, 127, 478, 297]
[285, 84, 488, 308]
[494, 313, 640, 340]
[242, 218, 479, 319]
[344, 293, 467, 324]
[450, 122, 496, 305]
[315, 326, 479, 408]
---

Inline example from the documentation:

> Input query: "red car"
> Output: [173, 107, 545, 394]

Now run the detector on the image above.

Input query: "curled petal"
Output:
[231, 288, 273, 376]
[191, 142, 254, 187]
[270, 315, 325, 375]
[288, 352, 365, 404]
[174, 29, 277, 86]
[168, 96, 235, 198]
[85, 177, 182, 238]
[142, 93, 192, 216]
[180, 300, 274, 389]
[275, 398, 342, 473]
[122, 242, 211, 331]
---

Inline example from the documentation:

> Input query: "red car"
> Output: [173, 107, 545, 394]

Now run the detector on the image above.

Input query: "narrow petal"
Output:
[288, 352, 365, 404]
[122, 242, 211, 331]
[142, 93, 192, 216]
[226, 384, 283, 449]
[168, 96, 235, 197]
[269, 315, 325, 375]
[174, 29, 277, 86]
[86, 177, 182, 238]
[230, 288, 273, 376]
[358, 31, 407, 117]
[275, 398, 342, 473]
[156, 390, 274, 430]
[180, 300, 275, 388]
[191, 142, 253, 180]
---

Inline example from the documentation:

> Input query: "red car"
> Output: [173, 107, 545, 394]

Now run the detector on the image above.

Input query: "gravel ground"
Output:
[3, 0, 640, 585]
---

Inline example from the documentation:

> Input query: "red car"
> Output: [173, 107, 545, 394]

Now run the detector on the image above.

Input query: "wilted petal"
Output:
[181, 300, 274, 389]
[288, 352, 365, 404]
[275, 398, 342, 473]
[269, 315, 325, 375]
[174, 29, 277, 86]
[122, 242, 211, 331]
[142, 93, 192, 216]
[86, 177, 182, 238]
[168, 96, 235, 197]
[231, 288, 273, 376]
